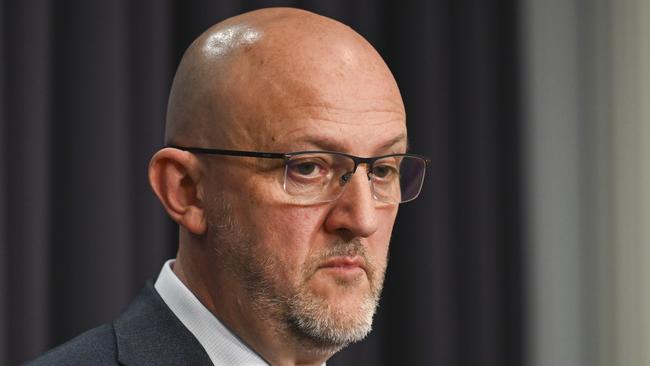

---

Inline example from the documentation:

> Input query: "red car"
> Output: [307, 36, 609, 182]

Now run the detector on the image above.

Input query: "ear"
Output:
[148, 147, 207, 235]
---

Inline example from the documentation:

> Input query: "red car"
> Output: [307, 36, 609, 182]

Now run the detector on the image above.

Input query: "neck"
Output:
[174, 242, 336, 366]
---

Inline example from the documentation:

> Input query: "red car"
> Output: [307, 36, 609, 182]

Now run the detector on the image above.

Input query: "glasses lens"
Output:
[283, 152, 427, 204]
[283, 153, 352, 203]
[398, 156, 427, 202]
[371, 155, 427, 203]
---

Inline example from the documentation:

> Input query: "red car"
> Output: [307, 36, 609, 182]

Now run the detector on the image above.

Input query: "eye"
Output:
[287, 158, 328, 179]
[372, 164, 398, 179]
[294, 162, 318, 175]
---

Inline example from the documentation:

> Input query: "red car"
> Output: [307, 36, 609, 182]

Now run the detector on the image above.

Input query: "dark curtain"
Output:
[0, 1, 522, 365]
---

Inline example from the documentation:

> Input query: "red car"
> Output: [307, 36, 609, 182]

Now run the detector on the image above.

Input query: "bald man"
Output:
[29, 7, 429, 366]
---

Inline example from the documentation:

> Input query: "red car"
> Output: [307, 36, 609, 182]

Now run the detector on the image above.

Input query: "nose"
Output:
[323, 167, 379, 239]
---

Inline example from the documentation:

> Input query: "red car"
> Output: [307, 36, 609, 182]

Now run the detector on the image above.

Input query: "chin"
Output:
[285, 276, 380, 348]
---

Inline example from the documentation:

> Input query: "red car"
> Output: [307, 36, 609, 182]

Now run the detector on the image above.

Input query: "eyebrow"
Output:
[379, 133, 409, 152]
[299, 133, 408, 155]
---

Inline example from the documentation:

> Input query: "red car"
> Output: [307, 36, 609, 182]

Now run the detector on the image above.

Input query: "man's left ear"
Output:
[148, 147, 207, 235]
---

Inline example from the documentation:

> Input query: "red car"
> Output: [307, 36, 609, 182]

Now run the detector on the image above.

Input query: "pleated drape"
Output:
[0, 1, 523, 365]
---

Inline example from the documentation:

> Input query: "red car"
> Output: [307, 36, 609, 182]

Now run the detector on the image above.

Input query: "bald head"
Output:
[165, 7, 404, 149]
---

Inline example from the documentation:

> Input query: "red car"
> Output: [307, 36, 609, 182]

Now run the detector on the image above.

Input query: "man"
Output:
[29, 7, 428, 366]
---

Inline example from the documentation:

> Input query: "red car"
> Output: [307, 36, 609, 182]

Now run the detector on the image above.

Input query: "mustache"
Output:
[322, 238, 366, 258]
[305, 238, 374, 278]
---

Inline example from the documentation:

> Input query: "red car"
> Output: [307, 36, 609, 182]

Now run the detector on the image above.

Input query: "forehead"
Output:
[270, 109, 407, 155]
[234, 89, 407, 155]
[222, 40, 406, 154]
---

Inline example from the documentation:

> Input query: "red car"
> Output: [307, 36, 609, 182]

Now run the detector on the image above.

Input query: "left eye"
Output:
[372, 165, 397, 178]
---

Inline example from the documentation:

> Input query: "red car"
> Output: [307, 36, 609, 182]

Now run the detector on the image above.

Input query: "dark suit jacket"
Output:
[26, 283, 213, 365]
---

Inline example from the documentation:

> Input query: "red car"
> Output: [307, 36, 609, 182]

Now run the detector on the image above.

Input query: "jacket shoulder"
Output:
[25, 323, 118, 366]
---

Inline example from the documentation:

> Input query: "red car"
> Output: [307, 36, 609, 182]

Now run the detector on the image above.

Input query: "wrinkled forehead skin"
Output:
[165, 7, 406, 152]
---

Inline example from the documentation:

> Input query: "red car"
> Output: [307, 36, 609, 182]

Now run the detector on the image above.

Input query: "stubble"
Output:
[207, 195, 387, 351]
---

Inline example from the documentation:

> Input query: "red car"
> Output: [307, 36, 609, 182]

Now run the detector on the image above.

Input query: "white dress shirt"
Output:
[154, 259, 269, 365]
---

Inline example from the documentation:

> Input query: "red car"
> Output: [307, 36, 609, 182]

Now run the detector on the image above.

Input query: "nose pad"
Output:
[339, 166, 375, 200]
[339, 166, 372, 186]
[340, 172, 353, 185]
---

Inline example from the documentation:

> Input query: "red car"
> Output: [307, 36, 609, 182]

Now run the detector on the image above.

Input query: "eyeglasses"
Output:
[170, 146, 430, 204]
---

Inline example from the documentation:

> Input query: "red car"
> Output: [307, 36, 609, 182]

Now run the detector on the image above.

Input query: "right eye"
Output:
[293, 162, 318, 175]
[287, 159, 328, 180]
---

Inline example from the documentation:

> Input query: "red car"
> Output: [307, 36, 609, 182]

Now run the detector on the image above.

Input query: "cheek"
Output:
[216, 169, 332, 282]
[243, 202, 327, 279]
[265, 206, 325, 255]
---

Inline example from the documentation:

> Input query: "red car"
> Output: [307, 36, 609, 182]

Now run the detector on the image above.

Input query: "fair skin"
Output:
[149, 8, 406, 366]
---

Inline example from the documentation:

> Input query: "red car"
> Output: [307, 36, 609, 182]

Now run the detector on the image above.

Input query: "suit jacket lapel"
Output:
[113, 283, 213, 366]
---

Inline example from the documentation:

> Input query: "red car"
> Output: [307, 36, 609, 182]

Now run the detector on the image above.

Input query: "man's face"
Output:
[202, 38, 406, 348]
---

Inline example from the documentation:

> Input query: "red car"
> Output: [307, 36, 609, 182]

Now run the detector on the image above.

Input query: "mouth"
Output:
[318, 256, 367, 278]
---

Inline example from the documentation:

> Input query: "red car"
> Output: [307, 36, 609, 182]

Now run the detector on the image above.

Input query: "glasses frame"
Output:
[168, 145, 431, 204]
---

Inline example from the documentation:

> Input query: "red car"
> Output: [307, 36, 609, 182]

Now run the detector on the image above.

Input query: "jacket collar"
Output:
[113, 283, 213, 365]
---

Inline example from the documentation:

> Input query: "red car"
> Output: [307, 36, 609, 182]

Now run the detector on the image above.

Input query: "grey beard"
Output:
[285, 275, 382, 349]
[285, 240, 384, 349]
[207, 196, 386, 351]
[237, 237, 386, 350]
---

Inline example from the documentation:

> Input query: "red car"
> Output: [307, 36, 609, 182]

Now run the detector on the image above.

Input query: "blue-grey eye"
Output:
[295, 163, 317, 175]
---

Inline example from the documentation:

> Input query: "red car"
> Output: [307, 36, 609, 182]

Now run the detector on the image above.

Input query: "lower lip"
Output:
[319, 265, 365, 279]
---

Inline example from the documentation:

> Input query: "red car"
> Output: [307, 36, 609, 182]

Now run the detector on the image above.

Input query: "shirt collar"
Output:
[154, 259, 269, 365]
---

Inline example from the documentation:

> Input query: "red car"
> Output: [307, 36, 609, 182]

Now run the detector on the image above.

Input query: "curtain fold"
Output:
[3, 0, 52, 359]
